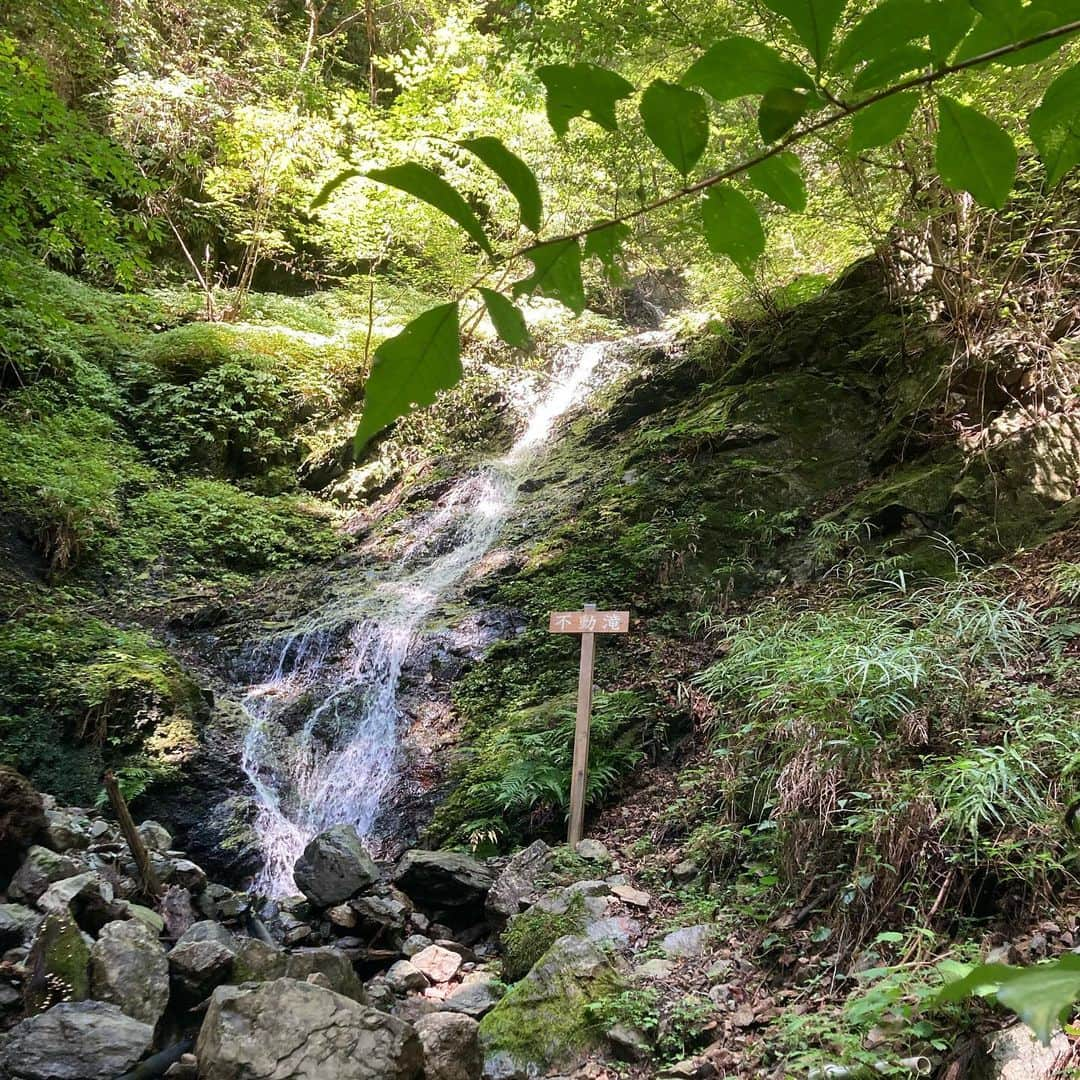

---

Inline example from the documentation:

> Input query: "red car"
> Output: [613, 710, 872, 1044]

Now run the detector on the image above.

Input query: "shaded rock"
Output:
[8, 846, 82, 903]
[38, 871, 122, 933]
[485, 841, 552, 926]
[285, 946, 366, 1002]
[329, 903, 357, 928]
[24, 912, 90, 1014]
[387, 959, 429, 994]
[365, 974, 396, 1012]
[411, 944, 462, 984]
[196, 978, 422, 1079]
[607, 1022, 651, 1062]
[161, 885, 198, 940]
[164, 858, 207, 893]
[43, 809, 91, 853]
[479, 936, 626, 1077]
[0, 1001, 153, 1080]
[402, 933, 433, 957]
[441, 977, 505, 1019]
[294, 825, 380, 907]
[661, 924, 717, 959]
[394, 850, 494, 915]
[416, 1011, 482, 1080]
[232, 937, 287, 982]
[137, 820, 173, 853]
[90, 918, 169, 1027]
[989, 1022, 1071, 1079]
[672, 860, 698, 883]
[197, 882, 249, 921]
[169, 939, 234, 999]
[0, 903, 42, 947]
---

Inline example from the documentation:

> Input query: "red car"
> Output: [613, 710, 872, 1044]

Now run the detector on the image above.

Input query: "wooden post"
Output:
[548, 605, 629, 847]
[104, 770, 162, 900]
[568, 604, 597, 847]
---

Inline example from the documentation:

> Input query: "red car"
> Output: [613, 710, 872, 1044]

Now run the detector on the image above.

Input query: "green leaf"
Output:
[758, 87, 818, 141]
[851, 44, 933, 90]
[935, 95, 1017, 209]
[747, 152, 807, 210]
[833, 0, 930, 70]
[537, 63, 635, 137]
[682, 37, 814, 101]
[639, 80, 710, 175]
[1029, 62, 1080, 186]
[368, 163, 493, 255]
[583, 222, 631, 282]
[353, 303, 461, 454]
[924, 0, 977, 60]
[761, 0, 848, 68]
[459, 137, 542, 233]
[310, 168, 362, 210]
[849, 92, 919, 151]
[701, 185, 765, 278]
[478, 288, 532, 350]
[955, 0, 1072, 66]
[939, 956, 1080, 1047]
[513, 239, 586, 313]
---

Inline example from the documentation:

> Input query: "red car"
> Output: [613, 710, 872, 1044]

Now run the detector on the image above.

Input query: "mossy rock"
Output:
[500, 891, 588, 983]
[480, 935, 626, 1077]
[24, 913, 90, 1014]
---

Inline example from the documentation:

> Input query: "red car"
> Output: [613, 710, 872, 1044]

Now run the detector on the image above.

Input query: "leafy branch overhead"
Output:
[310, 3, 1080, 455]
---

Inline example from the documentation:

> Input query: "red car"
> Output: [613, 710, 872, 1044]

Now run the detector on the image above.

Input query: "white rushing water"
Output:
[239, 340, 607, 896]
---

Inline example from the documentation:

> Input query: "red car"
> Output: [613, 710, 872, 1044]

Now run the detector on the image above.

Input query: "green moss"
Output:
[501, 892, 587, 982]
[0, 607, 203, 803]
[25, 913, 91, 1014]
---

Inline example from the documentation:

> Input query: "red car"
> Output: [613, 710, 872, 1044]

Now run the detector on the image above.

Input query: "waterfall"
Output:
[239, 340, 608, 896]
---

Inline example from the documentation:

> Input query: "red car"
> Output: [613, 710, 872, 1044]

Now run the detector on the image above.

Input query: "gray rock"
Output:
[294, 825, 380, 907]
[440, 978, 505, 1019]
[137, 820, 173, 853]
[634, 957, 675, 980]
[386, 959, 429, 994]
[38, 872, 109, 915]
[661, 924, 717, 959]
[8, 846, 83, 903]
[24, 912, 90, 1013]
[285, 947, 366, 1002]
[402, 934, 433, 957]
[990, 1022, 1071, 1079]
[416, 1012, 483, 1080]
[0, 1001, 153, 1079]
[176, 920, 237, 953]
[365, 975, 396, 1012]
[197, 883, 249, 921]
[607, 1022, 651, 1061]
[196, 978, 422, 1079]
[169, 939, 234, 998]
[574, 839, 610, 863]
[90, 918, 169, 1026]
[164, 859, 207, 893]
[232, 938, 287, 982]
[485, 841, 552, 925]
[394, 850, 494, 912]
[0, 903, 42, 947]
[351, 889, 412, 945]
[672, 859, 699, 883]
[160, 885, 198, 940]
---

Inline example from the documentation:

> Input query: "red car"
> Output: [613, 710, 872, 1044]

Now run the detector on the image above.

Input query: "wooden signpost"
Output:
[548, 603, 630, 846]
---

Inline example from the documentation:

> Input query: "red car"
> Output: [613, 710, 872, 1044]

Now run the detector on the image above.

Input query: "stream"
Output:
[238, 339, 613, 895]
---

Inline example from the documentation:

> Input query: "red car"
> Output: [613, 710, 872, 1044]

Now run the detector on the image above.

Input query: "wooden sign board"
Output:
[548, 604, 631, 847]
[549, 610, 629, 634]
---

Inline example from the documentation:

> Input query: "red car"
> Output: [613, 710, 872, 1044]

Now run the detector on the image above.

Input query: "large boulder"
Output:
[195, 978, 423, 1079]
[415, 1012, 482, 1080]
[393, 851, 494, 917]
[90, 917, 169, 1027]
[0, 1000, 153, 1080]
[8, 846, 83, 904]
[479, 936, 626, 1078]
[485, 841, 552, 926]
[232, 938, 287, 983]
[169, 940, 234, 1000]
[293, 825, 379, 907]
[175, 920, 238, 953]
[350, 887, 412, 948]
[440, 977, 505, 1019]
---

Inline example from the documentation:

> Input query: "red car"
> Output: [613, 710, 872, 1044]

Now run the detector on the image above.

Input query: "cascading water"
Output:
[239, 340, 608, 896]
